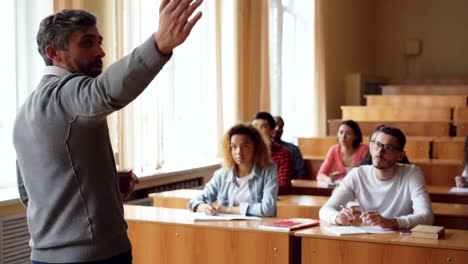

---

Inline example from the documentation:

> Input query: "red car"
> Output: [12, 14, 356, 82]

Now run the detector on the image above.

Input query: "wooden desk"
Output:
[302, 156, 461, 186]
[124, 205, 300, 264]
[292, 180, 468, 204]
[432, 203, 468, 230]
[291, 179, 334, 196]
[341, 106, 452, 122]
[365, 94, 468, 108]
[296, 227, 468, 264]
[149, 190, 468, 229]
[381, 84, 468, 95]
[277, 195, 328, 219]
[427, 186, 468, 204]
[149, 189, 200, 209]
[328, 119, 451, 137]
[432, 137, 465, 161]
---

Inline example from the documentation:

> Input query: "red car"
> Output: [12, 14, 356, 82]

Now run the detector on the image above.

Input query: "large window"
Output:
[113, 0, 234, 174]
[269, 0, 316, 141]
[0, 1, 53, 188]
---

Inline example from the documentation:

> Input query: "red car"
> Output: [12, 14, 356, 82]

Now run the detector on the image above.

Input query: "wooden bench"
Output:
[365, 95, 467, 108]
[302, 156, 461, 186]
[432, 137, 465, 161]
[341, 106, 452, 122]
[381, 84, 468, 95]
[298, 136, 432, 161]
[455, 122, 468, 136]
[328, 119, 451, 137]
[453, 107, 468, 125]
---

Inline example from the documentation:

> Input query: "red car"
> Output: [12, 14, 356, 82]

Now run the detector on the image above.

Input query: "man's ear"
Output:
[45, 45, 61, 63]
[398, 150, 406, 161]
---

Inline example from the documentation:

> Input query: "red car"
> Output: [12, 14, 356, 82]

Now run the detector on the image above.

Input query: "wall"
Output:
[321, 0, 376, 120]
[376, 0, 468, 83]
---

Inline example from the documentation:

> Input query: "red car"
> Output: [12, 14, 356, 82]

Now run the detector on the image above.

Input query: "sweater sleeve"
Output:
[319, 168, 357, 224]
[395, 166, 434, 228]
[188, 169, 222, 212]
[57, 35, 171, 120]
[316, 145, 337, 182]
[242, 164, 278, 217]
[16, 160, 28, 207]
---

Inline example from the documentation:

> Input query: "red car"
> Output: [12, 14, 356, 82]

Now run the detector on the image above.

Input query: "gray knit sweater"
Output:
[13, 35, 170, 262]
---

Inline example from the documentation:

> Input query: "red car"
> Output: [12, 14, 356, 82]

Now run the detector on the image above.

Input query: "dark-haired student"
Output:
[319, 126, 434, 229]
[189, 123, 278, 217]
[357, 125, 410, 166]
[272, 116, 308, 179]
[252, 112, 293, 194]
[316, 120, 368, 184]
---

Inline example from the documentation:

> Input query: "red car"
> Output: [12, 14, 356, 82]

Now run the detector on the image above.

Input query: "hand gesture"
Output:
[154, 0, 203, 54]
[360, 210, 397, 228]
[335, 206, 354, 225]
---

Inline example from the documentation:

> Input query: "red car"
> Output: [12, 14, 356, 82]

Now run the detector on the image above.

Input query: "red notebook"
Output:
[259, 218, 320, 231]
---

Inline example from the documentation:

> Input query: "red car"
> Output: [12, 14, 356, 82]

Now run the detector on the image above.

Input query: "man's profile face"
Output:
[252, 118, 273, 139]
[273, 117, 284, 141]
[370, 132, 404, 170]
[56, 26, 105, 77]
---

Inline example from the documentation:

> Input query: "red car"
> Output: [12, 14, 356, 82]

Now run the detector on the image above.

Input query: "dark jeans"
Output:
[32, 251, 132, 264]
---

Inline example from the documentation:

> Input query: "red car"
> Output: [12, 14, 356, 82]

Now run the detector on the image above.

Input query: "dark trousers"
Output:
[32, 251, 132, 264]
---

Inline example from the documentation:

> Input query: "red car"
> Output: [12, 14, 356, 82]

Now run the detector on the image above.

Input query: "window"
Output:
[0, 1, 53, 188]
[114, 0, 234, 173]
[269, 0, 316, 141]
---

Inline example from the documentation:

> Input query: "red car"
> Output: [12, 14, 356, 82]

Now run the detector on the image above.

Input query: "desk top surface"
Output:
[124, 204, 292, 233]
[295, 226, 468, 251]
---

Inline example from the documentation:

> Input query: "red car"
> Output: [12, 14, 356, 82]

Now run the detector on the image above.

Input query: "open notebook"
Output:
[322, 225, 394, 236]
[449, 187, 468, 193]
[190, 212, 261, 221]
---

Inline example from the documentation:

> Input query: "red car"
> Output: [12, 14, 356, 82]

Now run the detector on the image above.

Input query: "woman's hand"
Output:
[196, 203, 218, 215]
[329, 171, 345, 182]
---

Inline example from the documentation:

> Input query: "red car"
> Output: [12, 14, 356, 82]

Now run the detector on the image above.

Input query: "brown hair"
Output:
[221, 123, 271, 170]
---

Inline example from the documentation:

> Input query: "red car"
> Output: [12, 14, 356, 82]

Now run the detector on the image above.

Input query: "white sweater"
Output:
[319, 164, 434, 229]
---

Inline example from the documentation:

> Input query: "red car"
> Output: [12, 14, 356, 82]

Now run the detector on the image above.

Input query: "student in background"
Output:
[317, 120, 368, 184]
[252, 112, 293, 194]
[272, 116, 308, 179]
[455, 136, 468, 187]
[13, 2, 202, 263]
[189, 123, 278, 217]
[319, 126, 434, 229]
[357, 125, 410, 166]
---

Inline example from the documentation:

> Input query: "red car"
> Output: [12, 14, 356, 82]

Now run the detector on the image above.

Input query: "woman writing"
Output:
[189, 123, 278, 216]
[317, 120, 368, 184]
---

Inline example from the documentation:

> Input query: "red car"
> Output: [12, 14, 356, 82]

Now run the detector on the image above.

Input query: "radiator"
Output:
[0, 213, 30, 264]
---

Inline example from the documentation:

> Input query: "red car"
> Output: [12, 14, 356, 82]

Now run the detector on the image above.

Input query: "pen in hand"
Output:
[202, 196, 218, 216]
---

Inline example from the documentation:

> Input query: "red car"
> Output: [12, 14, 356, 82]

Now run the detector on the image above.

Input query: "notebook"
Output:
[190, 212, 261, 221]
[322, 225, 395, 236]
[259, 218, 320, 231]
[449, 187, 468, 193]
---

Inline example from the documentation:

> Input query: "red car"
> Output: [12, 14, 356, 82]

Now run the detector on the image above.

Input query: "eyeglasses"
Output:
[370, 140, 402, 154]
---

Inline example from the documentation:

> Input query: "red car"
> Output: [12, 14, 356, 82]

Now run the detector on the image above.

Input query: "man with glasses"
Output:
[319, 126, 434, 229]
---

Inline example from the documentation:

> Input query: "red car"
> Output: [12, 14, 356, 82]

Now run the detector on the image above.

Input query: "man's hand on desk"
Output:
[360, 211, 398, 228]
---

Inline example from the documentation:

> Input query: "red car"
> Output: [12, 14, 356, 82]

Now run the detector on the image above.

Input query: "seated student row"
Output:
[189, 120, 468, 229]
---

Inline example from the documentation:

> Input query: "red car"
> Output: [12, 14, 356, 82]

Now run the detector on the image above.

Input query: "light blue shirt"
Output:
[188, 163, 278, 217]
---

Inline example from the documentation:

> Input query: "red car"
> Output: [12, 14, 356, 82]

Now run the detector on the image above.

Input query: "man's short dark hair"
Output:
[252, 112, 276, 130]
[37, 9, 96, 65]
[380, 126, 406, 150]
